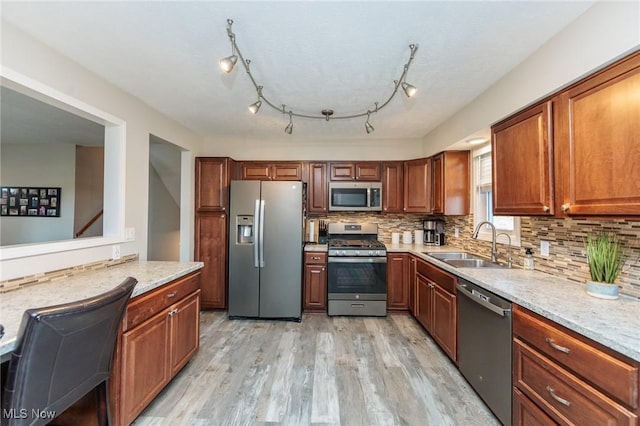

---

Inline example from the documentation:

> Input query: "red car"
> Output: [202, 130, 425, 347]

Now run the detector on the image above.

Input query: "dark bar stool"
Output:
[1, 277, 137, 426]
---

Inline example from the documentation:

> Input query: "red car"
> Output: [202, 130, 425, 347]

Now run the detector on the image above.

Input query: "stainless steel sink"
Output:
[443, 258, 503, 268]
[424, 251, 484, 261]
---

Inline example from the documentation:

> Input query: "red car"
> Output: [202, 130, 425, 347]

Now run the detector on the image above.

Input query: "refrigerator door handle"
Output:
[253, 199, 260, 268]
[259, 199, 266, 267]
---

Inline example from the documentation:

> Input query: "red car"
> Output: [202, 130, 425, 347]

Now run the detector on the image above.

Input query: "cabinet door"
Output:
[170, 291, 200, 375]
[433, 151, 470, 215]
[195, 213, 227, 309]
[272, 162, 303, 181]
[408, 256, 417, 315]
[382, 162, 404, 213]
[404, 158, 432, 213]
[431, 284, 457, 362]
[240, 163, 271, 180]
[513, 387, 558, 426]
[330, 163, 356, 180]
[432, 154, 444, 214]
[492, 101, 554, 216]
[120, 311, 171, 425]
[308, 162, 328, 213]
[556, 52, 640, 216]
[195, 157, 229, 211]
[387, 254, 409, 310]
[415, 274, 432, 330]
[303, 264, 327, 311]
[355, 163, 381, 181]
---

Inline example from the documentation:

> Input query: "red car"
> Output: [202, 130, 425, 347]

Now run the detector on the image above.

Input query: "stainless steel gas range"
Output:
[326, 223, 387, 317]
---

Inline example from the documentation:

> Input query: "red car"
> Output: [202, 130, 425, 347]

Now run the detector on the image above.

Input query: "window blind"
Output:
[477, 152, 492, 192]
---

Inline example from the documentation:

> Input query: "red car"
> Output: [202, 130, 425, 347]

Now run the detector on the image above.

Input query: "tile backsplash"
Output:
[311, 212, 640, 298]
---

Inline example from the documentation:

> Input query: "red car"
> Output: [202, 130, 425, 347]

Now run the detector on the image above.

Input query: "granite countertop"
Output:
[0, 261, 203, 359]
[309, 242, 640, 362]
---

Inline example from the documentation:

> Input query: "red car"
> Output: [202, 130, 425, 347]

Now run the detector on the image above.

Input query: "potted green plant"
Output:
[585, 232, 624, 299]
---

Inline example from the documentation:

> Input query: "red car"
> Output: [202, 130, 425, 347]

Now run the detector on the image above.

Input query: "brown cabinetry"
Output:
[382, 162, 404, 213]
[196, 157, 232, 212]
[512, 305, 639, 425]
[113, 272, 201, 426]
[330, 162, 381, 181]
[240, 161, 303, 181]
[491, 101, 555, 216]
[555, 51, 640, 216]
[408, 256, 417, 315]
[195, 213, 227, 309]
[386, 253, 409, 310]
[432, 151, 470, 215]
[413, 258, 457, 362]
[303, 252, 327, 312]
[403, 158, 432, 213]
[308, 162, 328, 213]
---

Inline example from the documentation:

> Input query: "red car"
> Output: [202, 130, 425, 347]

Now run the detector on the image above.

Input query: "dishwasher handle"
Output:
[457, 283, 511, 317]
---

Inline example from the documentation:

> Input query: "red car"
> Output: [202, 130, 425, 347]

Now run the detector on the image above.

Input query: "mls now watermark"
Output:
[3, 408, 57, 421]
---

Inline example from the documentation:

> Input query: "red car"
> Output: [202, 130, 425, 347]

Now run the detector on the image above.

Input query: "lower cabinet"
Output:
[303, 252, 327, 312]
[112, 272, 201, 425]
[512, 305, 639, 425]
[195, 212, 227, 309]
[387, 253, 409, 310]
[413, 257, 457, 363]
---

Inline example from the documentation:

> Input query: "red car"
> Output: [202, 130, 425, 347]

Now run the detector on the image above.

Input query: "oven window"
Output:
[331, 189, 367, 207]
[328, 261, 387, 294]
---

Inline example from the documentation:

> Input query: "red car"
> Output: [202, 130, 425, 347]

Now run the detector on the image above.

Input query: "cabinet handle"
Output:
[561, 204, 570, 212]
[166, 291, 177, 298]
[543, 205, 550, 212]
[312, 256, 321, 260]
[546, 337, 570, 354]
[168, 308, 179, 317]
[321, 267, 325, 271]
[546, 385, 571, 407]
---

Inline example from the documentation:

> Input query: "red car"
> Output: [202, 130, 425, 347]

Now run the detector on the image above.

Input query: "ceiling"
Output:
[1, 1, 595, 143]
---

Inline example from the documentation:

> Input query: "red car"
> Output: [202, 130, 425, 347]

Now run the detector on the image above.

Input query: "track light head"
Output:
[365, 112, 375, 134]
[401, 82, 417, 98]
[219, 55, 238, 73]
[248, 100, 262, 114]
[284, 112, 294, 134]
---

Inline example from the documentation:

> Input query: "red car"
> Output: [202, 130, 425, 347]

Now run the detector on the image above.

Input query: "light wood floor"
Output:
[134, 311, 500, 426]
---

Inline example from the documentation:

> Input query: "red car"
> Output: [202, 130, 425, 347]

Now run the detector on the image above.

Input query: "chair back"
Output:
[2, 277, 137, 426]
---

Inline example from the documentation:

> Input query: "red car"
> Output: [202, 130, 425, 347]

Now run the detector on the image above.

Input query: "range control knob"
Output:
[354, 250, 360, 256]
[369, 250, 374, 256]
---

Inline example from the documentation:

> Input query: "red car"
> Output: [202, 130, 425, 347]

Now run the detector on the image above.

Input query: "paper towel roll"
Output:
[308, 221, 315, 242]
[414, 230, 424, 245]
[391, 232, 400, 245]
[402, 231, 412, 244]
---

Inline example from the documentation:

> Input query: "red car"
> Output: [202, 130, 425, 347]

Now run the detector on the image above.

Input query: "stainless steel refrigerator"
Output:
[228, 180, 303, 320]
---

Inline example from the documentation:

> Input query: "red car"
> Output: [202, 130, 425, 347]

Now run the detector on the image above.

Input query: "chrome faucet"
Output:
[496, 232, 513, 268]
[472, 221, 498, 263]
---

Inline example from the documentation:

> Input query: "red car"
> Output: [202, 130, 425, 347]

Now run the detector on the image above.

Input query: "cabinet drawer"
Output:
[305, 252, 327, 265]
[514, 339, 637, 425]
[514, 307, 638, 408]
[416, 259, 456, 294]
[513, 387, 557, 426]
[124, 272, 200, 330]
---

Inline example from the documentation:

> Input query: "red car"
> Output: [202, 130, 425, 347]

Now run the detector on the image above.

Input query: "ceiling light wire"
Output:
[219, 18, 419, 133]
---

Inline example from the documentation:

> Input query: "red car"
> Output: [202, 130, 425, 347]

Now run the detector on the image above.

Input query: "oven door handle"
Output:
[328, 257, 387, 264]
[456, 283, 511, 317]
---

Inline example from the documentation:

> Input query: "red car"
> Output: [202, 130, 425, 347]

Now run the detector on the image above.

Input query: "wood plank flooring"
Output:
[133, 312, 500, 426]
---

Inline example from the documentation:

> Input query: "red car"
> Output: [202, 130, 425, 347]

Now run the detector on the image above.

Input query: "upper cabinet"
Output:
[330, 162, 381, 181]
[432, 151, 470, 215]
[492, 50, 640, 217]
[382, 162, 404, 213]
[239, 162, 303, 181]
[403, 158, 432, 213]
[195, 157, 233, 212]
[555, 51, 640, 216]
[308, 162, 328, 213]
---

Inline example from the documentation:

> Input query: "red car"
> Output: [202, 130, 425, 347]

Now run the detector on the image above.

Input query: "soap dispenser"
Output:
[523, 248, 535, 270]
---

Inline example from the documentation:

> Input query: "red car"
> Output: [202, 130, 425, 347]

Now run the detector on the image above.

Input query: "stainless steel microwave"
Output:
[328, 182, 382, 212]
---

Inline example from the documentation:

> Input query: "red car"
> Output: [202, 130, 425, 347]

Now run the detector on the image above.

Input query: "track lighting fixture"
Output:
[219, 18, 419, 134]
[365, 112, 375, 134]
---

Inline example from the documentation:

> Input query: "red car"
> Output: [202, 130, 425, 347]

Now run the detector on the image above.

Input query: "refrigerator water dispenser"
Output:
[236, 215, 254, 244]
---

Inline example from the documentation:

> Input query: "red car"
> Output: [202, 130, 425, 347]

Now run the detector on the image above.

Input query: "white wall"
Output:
[0, 22, 203, 280]
[147, 162, 180, 261]
[421, 1, 640, 154]
[0, 143, 76, 245]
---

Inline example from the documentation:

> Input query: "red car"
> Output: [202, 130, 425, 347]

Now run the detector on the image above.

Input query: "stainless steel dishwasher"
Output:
[457, 279, 512, 426]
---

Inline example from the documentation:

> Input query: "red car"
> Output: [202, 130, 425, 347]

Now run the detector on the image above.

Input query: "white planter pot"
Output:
[586, 280, 619, 300]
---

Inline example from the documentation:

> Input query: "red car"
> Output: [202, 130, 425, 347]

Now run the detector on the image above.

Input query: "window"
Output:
[472, 146, 520, 246]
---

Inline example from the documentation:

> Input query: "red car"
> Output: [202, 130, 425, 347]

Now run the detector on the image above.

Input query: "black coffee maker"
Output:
[423, 220, 445, 245]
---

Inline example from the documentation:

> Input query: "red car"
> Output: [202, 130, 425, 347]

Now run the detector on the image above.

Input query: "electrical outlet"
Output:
[454, 227, 460, 238]
[125, 227, 135, 241]
[540, 240, 550, 257]
[112, 245, 121, 260]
